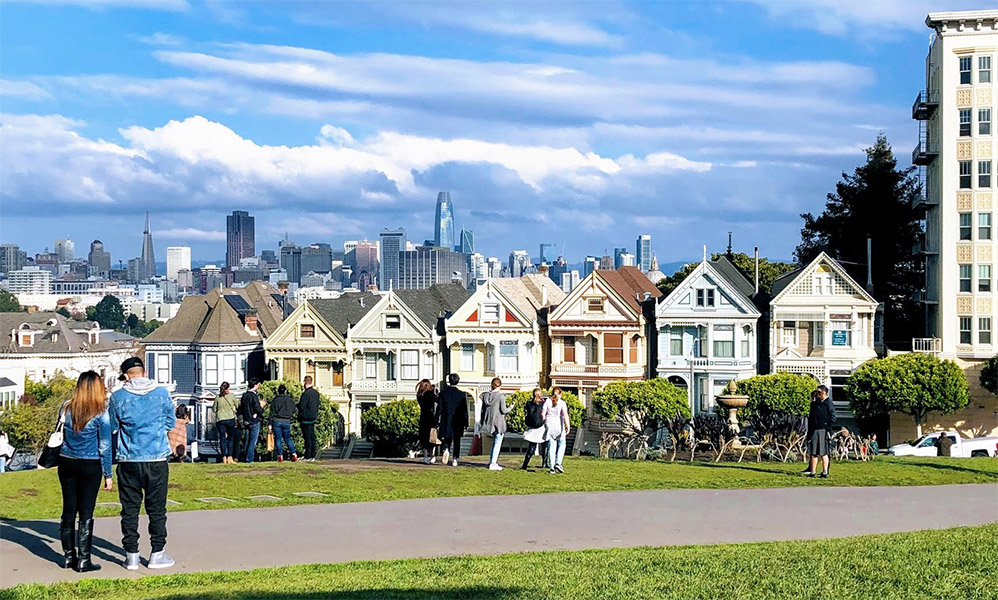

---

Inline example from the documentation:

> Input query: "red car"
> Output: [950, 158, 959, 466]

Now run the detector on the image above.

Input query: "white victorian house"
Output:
[655, 255, 761, 415]
[768, 252, 879, 411]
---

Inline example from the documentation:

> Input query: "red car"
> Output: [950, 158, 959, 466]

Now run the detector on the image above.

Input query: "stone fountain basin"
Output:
[715, 395, 749, 408]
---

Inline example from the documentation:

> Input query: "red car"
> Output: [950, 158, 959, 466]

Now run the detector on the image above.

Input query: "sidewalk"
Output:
[2, 484, 996, 587]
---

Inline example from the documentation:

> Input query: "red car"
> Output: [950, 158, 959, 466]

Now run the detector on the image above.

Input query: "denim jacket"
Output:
[61, 406, 113, 477]
[109, 378, 176, 462]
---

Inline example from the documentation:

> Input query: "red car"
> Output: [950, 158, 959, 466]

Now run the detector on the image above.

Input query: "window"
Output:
[486, 344, 495, 372]
[980, 265, 992, 292]
[979, 160, 992, 188]
[981, 108, 992, 136]
[960, 56, 972, 84]
[960, 317, 972, 344]
[979, 213, 992, 240]
[781, 321, 797, 347]
[980, 55, 992, 83]
[960, 161, 972, 189]
[695, 289, 715, 307]
[563, 336, 576, 362]
[156, 353, 170, 383]
[365, 353, 377, 378]
[223, 354, 237, 384]
[697, 326, 708, 357]
[586, 297, 604, 313]
[960, 213, 973, 240]
[400, 350, 418, 380]
[205, 355, 218, 386]
[830, 321, 851, 347]
[629, 336, 639, 363]
[460, 344, 474, 371]
[386, 352, 395, 380]
[960, 264, 973, 292]
[741, 337, 750, 358]
[423, 352, 434, 381]
[669, 328, 683, 356]
[980, 318, 993, 345]
[499, 340, 519, 372]
[299, 324, 315, 339]
[385, 315, 401, 330]
[712, 324, 734, 358]
[603, 333, 624, 363]
[482, 303, 500, 324]
[813, 322, 825, 347]
[960, 108, 972, 137]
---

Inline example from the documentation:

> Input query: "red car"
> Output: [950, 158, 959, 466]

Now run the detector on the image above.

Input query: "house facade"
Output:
[547, 267, 661, 412]
[768, 252, 879, 412]
[655, 256, 761, 415]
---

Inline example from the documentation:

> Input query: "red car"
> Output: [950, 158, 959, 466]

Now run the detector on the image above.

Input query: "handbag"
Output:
[266, 431, 275, 452]
[38, 402, 69, 469]
[429, 427, 440, 445]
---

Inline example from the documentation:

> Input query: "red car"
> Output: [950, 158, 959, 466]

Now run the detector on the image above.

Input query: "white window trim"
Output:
[205, 354, 219, 386]
[365, 353, 378, 379]
[400, 349, 419, 380]
[156, 353, 170, 384]
[460, 344, 475, 371]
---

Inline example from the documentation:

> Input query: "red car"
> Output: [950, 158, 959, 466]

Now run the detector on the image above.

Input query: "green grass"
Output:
[3, 455, 996, 521]
[5, 524, 997, 600]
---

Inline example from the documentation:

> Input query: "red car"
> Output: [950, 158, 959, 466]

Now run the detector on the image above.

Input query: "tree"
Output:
[592, 379, 690, 459]
[795, 134, 923, 345]
[847, 353, 970, 438]
[55, 307, 71, 318]
[91, 296, 125, 330]
[0, 289, 22, 312]
[0, 374, 77, 451]
[735, 372, 816, 420]
[656, 252, 795, 298]
[981, 355, 998, 397]
[505, 389, 584, 433]
[361, 399, 420, 456]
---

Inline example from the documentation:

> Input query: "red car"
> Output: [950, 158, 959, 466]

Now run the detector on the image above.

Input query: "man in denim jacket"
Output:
[109, 357, 176, 570]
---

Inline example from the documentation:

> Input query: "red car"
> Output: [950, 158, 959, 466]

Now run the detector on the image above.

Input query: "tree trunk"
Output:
[915, 416, 922, 438]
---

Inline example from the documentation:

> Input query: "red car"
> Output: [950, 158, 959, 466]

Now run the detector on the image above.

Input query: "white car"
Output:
[888, 430, 998, 458]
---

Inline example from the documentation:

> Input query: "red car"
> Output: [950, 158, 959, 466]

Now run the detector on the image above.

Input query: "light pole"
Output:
[688, 336, 701, 416]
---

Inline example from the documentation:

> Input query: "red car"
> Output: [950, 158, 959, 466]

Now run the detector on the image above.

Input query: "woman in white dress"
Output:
[543, 387, 570, 474]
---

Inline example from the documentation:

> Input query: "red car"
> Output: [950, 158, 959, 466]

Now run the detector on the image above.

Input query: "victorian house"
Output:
[768, 252, 879, 412]
[547, 266, 661, 412]
[654, 255, 761, 415]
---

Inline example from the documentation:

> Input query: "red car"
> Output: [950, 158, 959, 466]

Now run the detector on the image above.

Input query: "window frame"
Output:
[959, 264, 973, 293]
[563, 335, 576, 363]
[156, 353, 170, 384]
[960, 160, 972, 189]
[980, 108, 992, 136]
[586, 297, 605, 313]
[960, 212, 973, 240]
[399, 349, 419, 380]
[980, 264, 992, 292]
[980, 317, 993, 345]
[299, 323, 316, 339]
[222, 353, 237, 385]
[980, 55, 992, 84]
[780, 321, 797, 347]
[499, 340, 519, 372]
[979, 213, 992, 240]
[365, 353, 377, 379]
[960, 56, 972, 84]
[960, 108, 972, 137]
[460, 344, 475, 371]
[813, 322, 825, 347]
[384, 314, 401, 330]
[979, 160, 992, 189]
[603, 332, 624, 364]
[481, 303, 500, 325]
[669, 328, 683, 356]
[959, 317, 972, 345]
[205, 354, 219, 386]
[830, 321, 852, 347]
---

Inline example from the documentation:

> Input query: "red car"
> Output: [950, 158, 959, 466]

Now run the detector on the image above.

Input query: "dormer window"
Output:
[586, 297, 604, 313]
[385, 314, 401, 330]
[813, 265, 834, 295]
[695, 289, 715, 307]
[20, 333, 33, 347]
[299, 324, 315, 339]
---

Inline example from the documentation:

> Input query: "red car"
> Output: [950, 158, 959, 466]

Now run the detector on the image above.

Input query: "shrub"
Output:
[255, 379, 343, 458]
[592, 379, 690, 459]
[361, 399, 421, 457]
[505, 389, 584, 433]
[981, 355, 998, 397]
[735, 373, 816, 420]
[0, 374, 76, 451]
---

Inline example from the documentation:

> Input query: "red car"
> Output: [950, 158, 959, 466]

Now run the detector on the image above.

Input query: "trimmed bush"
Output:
[505, 389, 585, 433]
[361, 399, 421, 457]
[256, 379, 343, 458]
[735, 372, 816, 419]
[981, 355, 998, 397]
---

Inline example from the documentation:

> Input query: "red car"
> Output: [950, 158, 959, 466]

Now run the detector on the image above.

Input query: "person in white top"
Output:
[543, 386, 571, 474]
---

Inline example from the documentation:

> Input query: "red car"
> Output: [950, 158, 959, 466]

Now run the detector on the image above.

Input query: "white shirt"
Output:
[542, 398, 569, 439]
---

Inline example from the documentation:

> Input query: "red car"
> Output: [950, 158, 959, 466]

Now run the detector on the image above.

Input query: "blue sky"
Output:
[0, 0, 986, 266]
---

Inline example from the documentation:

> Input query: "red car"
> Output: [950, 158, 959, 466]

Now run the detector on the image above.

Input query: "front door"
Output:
[332, 363, 344, 386]
[283, 358, 300, 382]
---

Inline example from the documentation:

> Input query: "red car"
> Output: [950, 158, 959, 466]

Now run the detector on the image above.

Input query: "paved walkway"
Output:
[2, 484, 996, 587]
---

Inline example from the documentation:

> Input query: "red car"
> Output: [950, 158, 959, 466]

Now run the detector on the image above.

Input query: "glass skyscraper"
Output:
[636, 234, 652, 271]
[226, 210, 256, 268]
[434, 192, 456, 250]
[459, 228, 475, 254]
[379, 228, 407, 289]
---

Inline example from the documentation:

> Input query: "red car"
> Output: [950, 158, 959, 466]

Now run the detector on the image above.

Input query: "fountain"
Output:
[715, 380, 749, 441]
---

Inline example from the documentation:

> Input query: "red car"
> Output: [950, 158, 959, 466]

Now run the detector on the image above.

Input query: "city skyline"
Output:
[0, 1, 975, 264]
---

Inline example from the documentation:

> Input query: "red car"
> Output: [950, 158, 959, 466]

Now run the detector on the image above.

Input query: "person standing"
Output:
[436, 374, 469, 467]
[479, 378, 510, 471]
[543, 387, 570, 474]
[269, 384, 298, 462]
[109, 357, 176, 570]
[521, 388, 546, 470]
[298, 376, 320, 462]
[239, 379, 264, 464]
[803, 385, 836, 479]
[416, 379, 439, 464]
[0, 428, 14, 474]
[212, 382, 238, 464]
[59, 371, 113, 572]
[167, 405, 190, 463]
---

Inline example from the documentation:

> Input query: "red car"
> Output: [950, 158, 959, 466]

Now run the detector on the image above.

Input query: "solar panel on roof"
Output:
[223, 294, 251, 314]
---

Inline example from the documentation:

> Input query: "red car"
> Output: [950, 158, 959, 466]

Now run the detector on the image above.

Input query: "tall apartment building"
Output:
[508, 250, 530, 278]
[397, 245, 468, 290]
[0, 244, 27, 274]
[636, 234, 652, 272]
[226, 210, 255, 268]
[379, 228, 406, 289]
[87, 240, 111, 276]
[914, 11, 997, 360]
[166, 246, 191, 281]
[2, 266, 52, 294]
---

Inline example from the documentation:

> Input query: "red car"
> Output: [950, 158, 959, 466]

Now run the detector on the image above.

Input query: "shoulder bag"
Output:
[37, 402, 69, 469]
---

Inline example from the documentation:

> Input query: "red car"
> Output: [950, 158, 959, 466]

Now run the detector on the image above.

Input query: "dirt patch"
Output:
[168, 484, 181, 489]
[20, 489, 39, 497]
[302, 458, 478, 473]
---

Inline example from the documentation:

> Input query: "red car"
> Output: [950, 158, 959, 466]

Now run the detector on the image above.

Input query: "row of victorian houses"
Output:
[135, 250, 881, 439]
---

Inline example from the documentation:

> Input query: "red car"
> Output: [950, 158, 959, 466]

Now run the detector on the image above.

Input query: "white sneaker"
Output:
[442, 449, 450, 464]
[488, 463, 503, 471]
[451, 459, 458, 467]
[147, 551, 175, 569]
[125, 552, 140, 571]
[430, 456, 437, 464]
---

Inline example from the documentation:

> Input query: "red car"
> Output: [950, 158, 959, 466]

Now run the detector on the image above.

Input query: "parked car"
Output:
[888, 431, 998, 458]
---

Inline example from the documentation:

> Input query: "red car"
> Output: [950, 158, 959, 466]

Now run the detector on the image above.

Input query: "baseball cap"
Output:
[118, 357, 145, 380]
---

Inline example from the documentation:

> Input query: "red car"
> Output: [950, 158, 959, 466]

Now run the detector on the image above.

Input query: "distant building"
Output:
[434, 192, 456, 249]
[177, 269, 194, 290]
[54, 238, 74, 263]
[459, 229, 475, 254]
[584, 256, 598, 276]
[598, 255, 614, 270]
[398, 245, 468, 290]
[486, 257, 503, 278]
[379, 228, 406, 289]
[346, 240, 379, 287]
[225, 210, 255, 268]
[260, 250, 277, 267]
[636, 234, 652, 271]
[508, 250, 530, 278]
[301, 243, 333, 277]
[539, 243, 557, 265]
[87, 240, 111, 277]
[560, 270, 581, 293]
[0, 244, 27, 275]
[549, 255, 568, 284]
[138, 213, 156, 281]
[2, 266, 51, 294]
[645, 254, 667, 285]
[166, 246, 191, 281]
[280, 245, 302, 285]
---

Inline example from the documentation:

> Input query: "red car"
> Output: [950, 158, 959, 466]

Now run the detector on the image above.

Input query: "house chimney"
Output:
[754, 247, 759, 296]
[538, 263, 549, 276]
[541, 282, 548, 306]
[244, 307, 259, 333]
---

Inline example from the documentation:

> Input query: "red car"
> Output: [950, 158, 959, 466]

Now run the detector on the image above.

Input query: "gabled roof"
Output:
[770, 251, 877, 305]
[145, 282, 291, 344]
[394, 284, 470, 330]
[0, 312, 133, 354]
[656, 259, 760, 317]
[711, 255, 756, 299]
[309, 292, 382, 337]
[597, 266, 662, 313]
[491, 275, 566, 319]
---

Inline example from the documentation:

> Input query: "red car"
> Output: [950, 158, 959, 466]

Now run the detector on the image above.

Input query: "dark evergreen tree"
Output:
[0, 289, 23, 312]
[91, 295, 125, 330]
[795, 135, 923, 345]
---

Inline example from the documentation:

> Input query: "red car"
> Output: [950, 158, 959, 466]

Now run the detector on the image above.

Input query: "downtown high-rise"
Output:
[636, 234, 652, 271]
[434, 192, 456, 249]
[138, 212, 156, 281]
[166, 246, 191, 281]
[380, 228, 407, 289]
[226, 210, 256, 268]
[88, 240, 111, 276]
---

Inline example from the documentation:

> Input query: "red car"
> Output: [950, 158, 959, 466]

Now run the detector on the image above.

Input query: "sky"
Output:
[0, 0, 987, 266]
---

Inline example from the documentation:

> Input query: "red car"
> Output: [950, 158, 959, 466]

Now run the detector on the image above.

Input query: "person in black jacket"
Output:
[269, 384, 298, 462]
[521, 388, 547, 470]
[239, 379, 265, 464]
[299, 376, 320, 461]
[416, 379, 439, 464]
[436, 373, 469, 467]
[803, 385, 836, 478]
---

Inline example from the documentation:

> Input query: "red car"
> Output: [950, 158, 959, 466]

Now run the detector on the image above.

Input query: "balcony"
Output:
[349, 380, 399, 392]
[912, 140, 939, 166]
[911, 90, 939, 120]
[913, 192, 939, 212]
[913, 233, 939, 256]
[550, 363, 644, 379]
[912, 338, 942, 355]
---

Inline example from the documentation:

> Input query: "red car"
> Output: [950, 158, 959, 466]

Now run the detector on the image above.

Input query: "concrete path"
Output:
[2, 484, 997, 587]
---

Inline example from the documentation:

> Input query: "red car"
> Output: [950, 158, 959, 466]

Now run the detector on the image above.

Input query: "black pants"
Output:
[216, 419, 236, 457]
[58, 457, 102, 524]
[301, 422, 316, 459]
[117, 462, 169, 553]
[232, 426, 244, 461]
[441, 436, 461, 460]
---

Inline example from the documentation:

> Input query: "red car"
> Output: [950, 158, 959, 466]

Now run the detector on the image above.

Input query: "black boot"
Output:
[74, 519, 101, 573]
[59, 519, 76, 569]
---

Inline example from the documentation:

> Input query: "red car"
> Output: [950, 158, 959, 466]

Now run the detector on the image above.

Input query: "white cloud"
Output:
[0, 79, 52, 100]
[744, 0, 984, 38]
[158, 227, 226, 241]
[138, 32, 185, 46]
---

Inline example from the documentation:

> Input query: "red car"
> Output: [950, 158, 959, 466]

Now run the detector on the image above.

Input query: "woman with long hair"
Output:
[520, 388, 546, 470]
[212, 382, 238, 464]
[59, 371, 112, 572]
[543, 386, 570, 474]
[416, 379, 438, 464]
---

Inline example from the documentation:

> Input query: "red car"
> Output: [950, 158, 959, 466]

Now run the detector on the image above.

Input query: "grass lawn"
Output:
[2, 455, 996, 521]
[5, 524, 997, 600]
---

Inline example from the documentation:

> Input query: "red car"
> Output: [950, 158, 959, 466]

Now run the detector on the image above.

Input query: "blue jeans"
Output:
[489, 432, 504, 465]
[547, 434, 566, 469]
[216, 419, 235, 457]
[243, 422, 261, 463]
[272, 421, 296, 458]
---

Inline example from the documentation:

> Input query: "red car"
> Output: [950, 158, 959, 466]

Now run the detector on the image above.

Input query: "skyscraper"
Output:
[434, 192, 456, 250]
[87, 240, 111, 276]
[166, 246, 191, 281]
[54, 238, 74, 262]
[280, 244, 302, 285]
[459, 228, 475, 254]
[226, 210, 256, 268]
[636, 235, 652, 271]
[347, 240, 379, 286]
[301, 243, 333, 275]
[508, 250, 530, 278]
[1, 244, 27, 274]
[584, 256, 598, 276]
[398, 245, 468, 290]
[539, 243, 557, 265]
[549, 255, 568, 283]
[598, 255, 614, 270]
[139, 212, 156, 281]
[379, 228, 406, 289]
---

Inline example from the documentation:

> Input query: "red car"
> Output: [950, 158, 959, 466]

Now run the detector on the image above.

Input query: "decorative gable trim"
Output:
[445, 280, 534, 331]
[770, 252, 877, 305]
[656, 261, 760, 318]
[349, 291, 434, 341]
[264, 300, 345, 350]
[550, 270, 641, 323]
